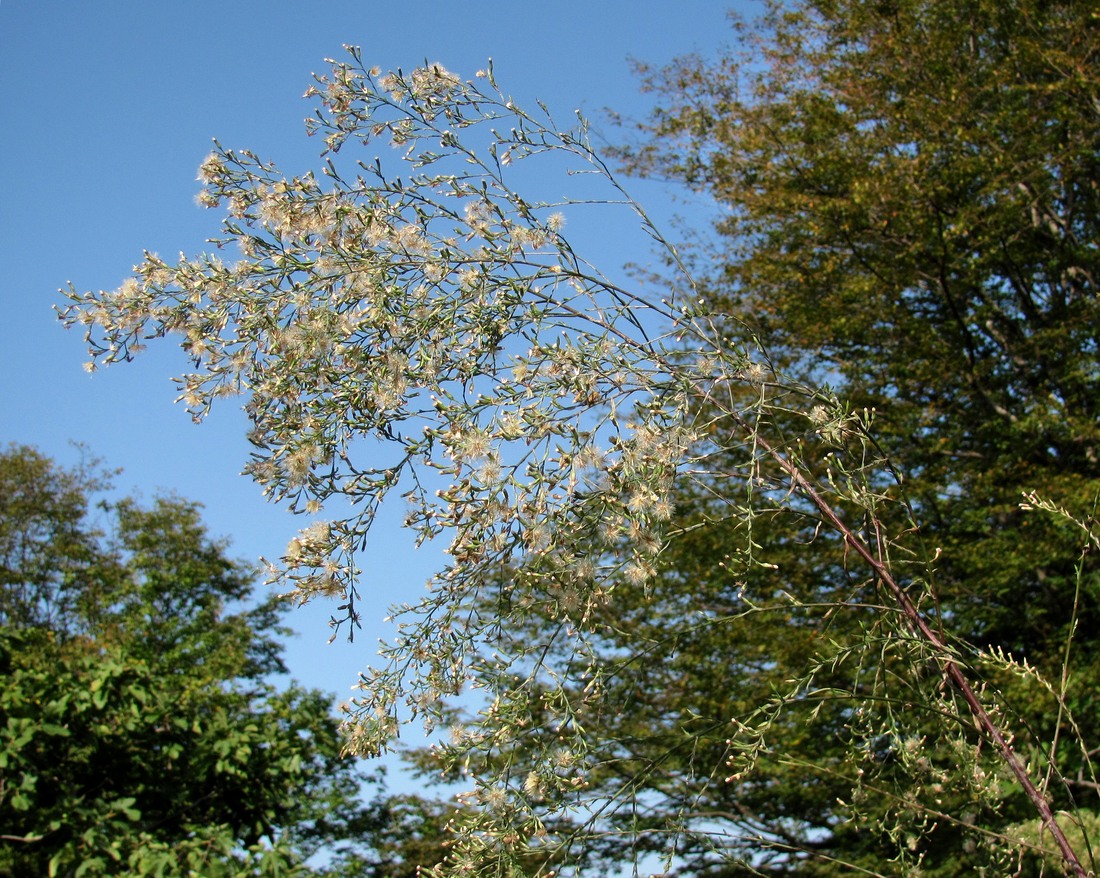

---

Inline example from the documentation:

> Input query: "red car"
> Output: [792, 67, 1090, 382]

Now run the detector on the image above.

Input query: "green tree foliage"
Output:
[0, 446, 389, 876]
[0, 445, 107, 632]
[622, 0, 1100, 660]
[59, 25, 1099, 876]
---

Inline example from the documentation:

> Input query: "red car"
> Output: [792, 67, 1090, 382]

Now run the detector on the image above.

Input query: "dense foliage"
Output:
[623, 0, 1100, 659]
[0, 446, 391, 876]
[59, 2, 1100, 873]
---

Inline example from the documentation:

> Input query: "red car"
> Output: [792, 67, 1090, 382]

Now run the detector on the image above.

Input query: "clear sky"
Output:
[0, 2, 744, 702]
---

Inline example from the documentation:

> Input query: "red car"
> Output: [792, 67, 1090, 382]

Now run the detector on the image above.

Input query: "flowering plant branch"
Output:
[61, 49, 1092, 875]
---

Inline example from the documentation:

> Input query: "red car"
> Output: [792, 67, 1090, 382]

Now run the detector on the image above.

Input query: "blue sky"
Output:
[0, 2, 743, 703]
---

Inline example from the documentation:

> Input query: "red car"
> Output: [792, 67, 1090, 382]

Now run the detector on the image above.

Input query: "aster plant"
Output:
[61, 46, 1095, 876]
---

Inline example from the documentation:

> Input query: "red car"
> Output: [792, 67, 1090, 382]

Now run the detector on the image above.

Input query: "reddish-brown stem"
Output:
[753, 431, 1089, 877]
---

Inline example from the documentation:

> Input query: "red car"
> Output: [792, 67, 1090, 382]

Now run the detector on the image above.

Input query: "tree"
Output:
[620, 0, 1100, 660]
[60, 32, 1099, 876]
[0, 446, 387, 876]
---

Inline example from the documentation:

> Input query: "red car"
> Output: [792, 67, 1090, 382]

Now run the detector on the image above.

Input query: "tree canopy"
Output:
[0, 446, 395, 876]
[621, 0, 1100, 660]
[565, 0, 1100, 871]
[59, 3, 1100, 873]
